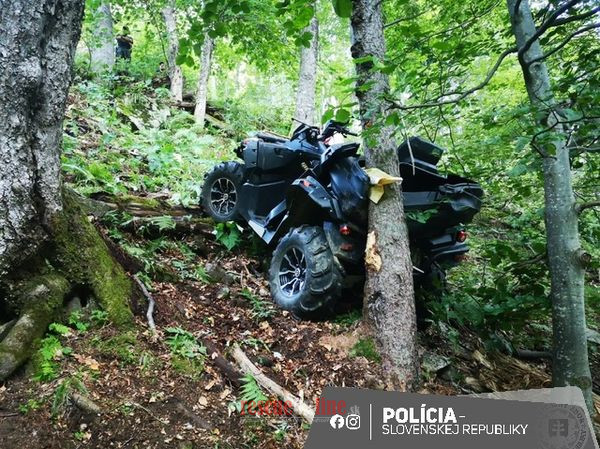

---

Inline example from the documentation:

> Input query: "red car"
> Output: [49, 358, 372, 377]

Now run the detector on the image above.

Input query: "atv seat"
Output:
[256, 132, 288, 144]
[398, 137, 444, 175]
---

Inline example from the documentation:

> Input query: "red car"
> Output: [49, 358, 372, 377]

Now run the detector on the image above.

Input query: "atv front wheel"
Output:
[201, 162, 243, 222]
[269, 226, 342, 318]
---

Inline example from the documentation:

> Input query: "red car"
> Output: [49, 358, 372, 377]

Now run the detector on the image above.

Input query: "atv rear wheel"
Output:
[201, 162, 243, 222]
[269, 226, 342, 319]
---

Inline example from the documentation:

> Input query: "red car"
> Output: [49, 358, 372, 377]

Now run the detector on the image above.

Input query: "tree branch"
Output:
[552, 5, 600, 27]
[526, 22, 600, 66]
[517, 0, 583, 62]
[576, 200, 600, 214]
[231, 344, 315, 423]
[384, 10, 428, 28]
[387, 47, 516, 110]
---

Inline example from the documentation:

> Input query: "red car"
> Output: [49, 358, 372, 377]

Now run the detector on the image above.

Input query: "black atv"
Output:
[201, 120, 483, 317]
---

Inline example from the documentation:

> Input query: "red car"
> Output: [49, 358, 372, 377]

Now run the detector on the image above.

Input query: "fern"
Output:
[148, 215, 176, 232]
[34, 335, 71, 382]
[165, 327, 206, 360]
[240, 374, 268, 411]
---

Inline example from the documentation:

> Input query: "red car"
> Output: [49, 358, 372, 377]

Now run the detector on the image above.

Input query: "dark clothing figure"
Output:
[116, 34, 133, 60]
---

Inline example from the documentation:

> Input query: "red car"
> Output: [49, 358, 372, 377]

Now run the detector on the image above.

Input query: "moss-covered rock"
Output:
[49, 190, 133, 326]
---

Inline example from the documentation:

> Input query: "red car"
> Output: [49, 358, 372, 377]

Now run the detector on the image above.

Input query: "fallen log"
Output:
[74, 190, 215, 237]
[514, 348, 552, 360]
[119, 215, 215, 238]
[231, 344, 315, 423]
[83, 192, 203, 218]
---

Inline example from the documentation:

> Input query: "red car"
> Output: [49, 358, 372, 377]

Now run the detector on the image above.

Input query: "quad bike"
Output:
[201, 119, 483, 317]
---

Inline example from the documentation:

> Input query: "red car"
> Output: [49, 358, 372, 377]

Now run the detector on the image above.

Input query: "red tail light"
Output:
[456, 230, 467, 242]
[339, 224, 351, 236]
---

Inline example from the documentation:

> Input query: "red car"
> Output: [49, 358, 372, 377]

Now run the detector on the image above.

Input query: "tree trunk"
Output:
[292, 9, 319, 129]
[161, 1, 183, 102]
[90, 0, 115, 74]
[350, 0, 418, 390]
[507, 0, 593, 414]
[0, 0, 132, 381]
[0, 0, 83, 274]
[194, 35, 214, 128]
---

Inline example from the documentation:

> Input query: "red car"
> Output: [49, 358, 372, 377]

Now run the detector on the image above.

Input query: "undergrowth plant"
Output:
[33, 324, 73, 382]
[233, 374, 268, 415]
[240, 288, 274, 321]
[52, 374, 87, 418]
[165, 327, 207, 377]
[215, 222, 242, 251]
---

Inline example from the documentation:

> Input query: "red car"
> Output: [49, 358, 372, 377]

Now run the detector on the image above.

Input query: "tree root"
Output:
[133, 274, 156, 335]
[0, 274, 69, 381]
[231, 344, 315, 423]
[0, 189, 133, 381]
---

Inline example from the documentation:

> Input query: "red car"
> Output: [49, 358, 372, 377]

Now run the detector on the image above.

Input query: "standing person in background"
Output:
[116, 26, 133, 60]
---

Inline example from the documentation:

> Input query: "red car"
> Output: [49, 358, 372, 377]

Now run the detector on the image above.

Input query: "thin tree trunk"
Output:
[162, 1, 183, 102]
[507, 0, 593, 414]
[194, 35, 214, 128]
[350, 0, 418, 390]
[292, 9, 319, 129]
[90, 1, 115, 73]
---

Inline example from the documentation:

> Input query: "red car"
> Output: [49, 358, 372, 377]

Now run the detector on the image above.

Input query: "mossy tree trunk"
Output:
[0, 0, 132, 382]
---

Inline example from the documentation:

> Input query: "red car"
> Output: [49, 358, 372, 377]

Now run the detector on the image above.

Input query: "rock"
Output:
[65, 296, 82, 316]
[438, 365, 460, 382]
[422, 352, 451, 375]
[364, 373, 385, 390]
[217, 287, 230, 300]
[204, 262, 234, 285]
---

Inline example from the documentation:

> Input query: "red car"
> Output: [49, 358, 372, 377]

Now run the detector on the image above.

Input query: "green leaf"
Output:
[321, 108, 335, 124]
[332, 0, 352, 18]
[335, 108, 351, 123]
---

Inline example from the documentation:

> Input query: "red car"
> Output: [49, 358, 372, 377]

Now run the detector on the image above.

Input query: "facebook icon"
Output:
[330, 414, 345, 430]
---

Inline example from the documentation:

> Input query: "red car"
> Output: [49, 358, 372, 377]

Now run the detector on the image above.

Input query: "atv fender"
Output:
[288, 176, 343, 220]
[322, 221, 365, 266]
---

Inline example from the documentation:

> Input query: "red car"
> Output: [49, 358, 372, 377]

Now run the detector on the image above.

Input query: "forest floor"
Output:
[1, 80, 598, 448]
[2, 226, 594, 449]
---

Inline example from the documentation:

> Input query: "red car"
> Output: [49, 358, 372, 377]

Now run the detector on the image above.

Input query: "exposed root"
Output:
[0, 274, 69, 381]
[133, 274, 156, 335]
